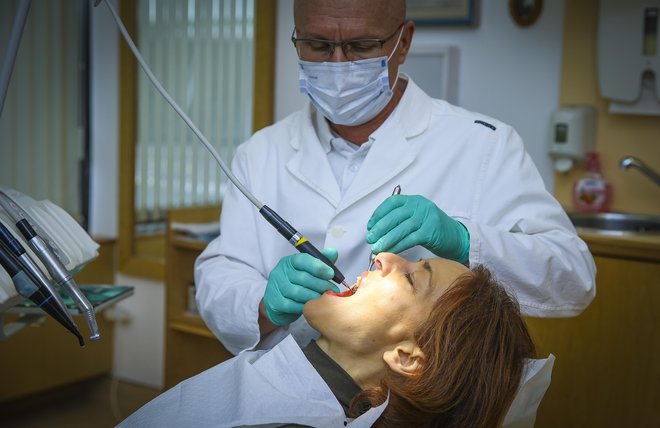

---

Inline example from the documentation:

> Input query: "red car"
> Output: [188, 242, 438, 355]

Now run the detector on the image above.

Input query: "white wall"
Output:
[90, 0, 119, 239]
[91, 0, 566, 387]
[275, 0, 566, 190]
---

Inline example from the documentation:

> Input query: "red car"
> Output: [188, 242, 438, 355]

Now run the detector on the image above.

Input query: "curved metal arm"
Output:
[619, 156, 660, 187]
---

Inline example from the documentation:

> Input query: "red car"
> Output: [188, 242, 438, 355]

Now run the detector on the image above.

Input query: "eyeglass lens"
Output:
[296, 39, 385, 61]
[293, 23, 403, 61]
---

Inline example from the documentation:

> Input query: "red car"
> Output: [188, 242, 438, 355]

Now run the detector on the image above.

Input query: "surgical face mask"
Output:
[297, 28, 403, 126]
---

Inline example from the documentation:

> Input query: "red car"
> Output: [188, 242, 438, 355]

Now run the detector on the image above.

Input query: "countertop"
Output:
[577, 231, 660, 263]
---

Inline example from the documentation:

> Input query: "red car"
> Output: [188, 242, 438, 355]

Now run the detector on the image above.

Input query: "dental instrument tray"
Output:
[8, 284, 134, 315]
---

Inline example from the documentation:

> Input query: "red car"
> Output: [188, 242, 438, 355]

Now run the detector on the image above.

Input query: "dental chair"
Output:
[503, 354, 555, 428]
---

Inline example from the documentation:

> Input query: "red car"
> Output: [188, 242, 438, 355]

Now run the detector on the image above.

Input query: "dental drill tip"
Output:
[85, 310, 101, 341]
[342, 280, 357, 292]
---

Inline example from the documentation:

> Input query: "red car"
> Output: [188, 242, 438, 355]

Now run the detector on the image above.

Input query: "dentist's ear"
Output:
[383, 341, 425, 376]
[398, 20, 415, 61]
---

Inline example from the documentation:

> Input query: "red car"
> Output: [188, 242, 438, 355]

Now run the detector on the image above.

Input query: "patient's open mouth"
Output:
[325, 288, 355, 297]
[324, 276, 363, 297]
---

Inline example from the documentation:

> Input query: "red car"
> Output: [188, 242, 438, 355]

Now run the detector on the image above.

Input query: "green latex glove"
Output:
[264, 247, 340, 326]
[366, 195, 470, 263]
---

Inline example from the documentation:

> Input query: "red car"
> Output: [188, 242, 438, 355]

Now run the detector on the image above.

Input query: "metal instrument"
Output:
[367, 185, 401, 272]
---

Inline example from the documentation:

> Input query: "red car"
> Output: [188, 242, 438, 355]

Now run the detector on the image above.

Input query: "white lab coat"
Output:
[117, 335, 387, 428]
[195, 77, 596, 355]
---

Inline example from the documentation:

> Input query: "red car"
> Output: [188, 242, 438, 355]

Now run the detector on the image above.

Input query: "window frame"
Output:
[117, 0, 275, 279]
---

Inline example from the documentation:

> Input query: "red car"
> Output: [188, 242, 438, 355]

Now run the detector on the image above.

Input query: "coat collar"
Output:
[287, 76, 433, 212]
[286, 105, 343, 206]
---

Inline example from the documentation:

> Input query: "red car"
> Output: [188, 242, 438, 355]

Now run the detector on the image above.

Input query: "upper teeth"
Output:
[352, 276, 363, 291]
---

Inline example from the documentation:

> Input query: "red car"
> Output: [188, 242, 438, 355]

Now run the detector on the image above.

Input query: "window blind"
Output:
[134, 0, 255, 224]
[0, 0, 84, 220]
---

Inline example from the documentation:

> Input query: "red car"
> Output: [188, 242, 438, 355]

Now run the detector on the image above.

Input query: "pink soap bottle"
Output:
[572, 152, 612, 212]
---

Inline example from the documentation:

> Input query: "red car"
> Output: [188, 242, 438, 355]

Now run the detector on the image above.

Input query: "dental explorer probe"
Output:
[368, 185, 402, 272]
[0, 239, 84, 346]
[99, 0, 350, 289]
[0, 191, 100, 340]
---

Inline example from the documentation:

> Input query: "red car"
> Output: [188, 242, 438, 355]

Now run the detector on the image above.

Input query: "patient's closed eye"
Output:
[404, 272, 417, 292]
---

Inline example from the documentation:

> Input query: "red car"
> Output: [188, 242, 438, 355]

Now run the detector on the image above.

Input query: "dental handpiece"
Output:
[0, 222, 73, 320]
[368, 185, 402, 272]
[0, 237, 84, 346]
[260, 206, 349, 289]
[0, 226, 84, 343]
[15, 219, 100, 340]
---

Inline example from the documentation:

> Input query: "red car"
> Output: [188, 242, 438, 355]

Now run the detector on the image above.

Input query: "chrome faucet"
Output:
[619, 156, 660, 187]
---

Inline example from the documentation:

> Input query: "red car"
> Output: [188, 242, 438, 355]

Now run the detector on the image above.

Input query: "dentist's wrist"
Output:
[258, 298, 278, 338]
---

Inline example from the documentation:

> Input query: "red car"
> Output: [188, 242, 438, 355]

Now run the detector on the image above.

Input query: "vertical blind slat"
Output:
[134, 0, 254, 222]
[0, 0, 82, 219]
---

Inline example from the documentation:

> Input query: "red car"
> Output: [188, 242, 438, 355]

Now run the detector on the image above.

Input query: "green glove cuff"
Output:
[456, 221, 470, 265]
[265, 304, 299, 327]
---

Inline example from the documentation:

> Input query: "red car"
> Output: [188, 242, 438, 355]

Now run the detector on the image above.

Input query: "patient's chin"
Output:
[302, 297, 322, 321]
[303, 293, 343, 328]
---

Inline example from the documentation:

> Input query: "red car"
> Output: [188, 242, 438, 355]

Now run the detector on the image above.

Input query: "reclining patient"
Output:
[119, 253, 546, 427]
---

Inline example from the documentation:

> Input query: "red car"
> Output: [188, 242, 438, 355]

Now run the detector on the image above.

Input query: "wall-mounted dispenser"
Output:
[549, 105, 597, 173]
[598, 0, 660, 115]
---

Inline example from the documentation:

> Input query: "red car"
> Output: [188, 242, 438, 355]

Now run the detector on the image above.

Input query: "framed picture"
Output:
[407, 0, 478, 26]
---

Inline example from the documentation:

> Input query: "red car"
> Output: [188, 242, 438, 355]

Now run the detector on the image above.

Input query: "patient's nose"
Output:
[374, 253, 408, 276]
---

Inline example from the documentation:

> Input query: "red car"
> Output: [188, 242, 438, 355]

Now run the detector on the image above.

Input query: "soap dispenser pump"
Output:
[572, 151, 612, 213]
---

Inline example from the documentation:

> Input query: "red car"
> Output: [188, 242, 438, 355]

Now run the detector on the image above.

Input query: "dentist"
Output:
[195, 0, 596, 355]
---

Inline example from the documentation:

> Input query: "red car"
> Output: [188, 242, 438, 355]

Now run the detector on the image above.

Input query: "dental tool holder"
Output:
[0, 188, 101, 339]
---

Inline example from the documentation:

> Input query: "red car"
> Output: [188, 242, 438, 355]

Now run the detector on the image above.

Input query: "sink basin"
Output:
[567, 212, 660, 235]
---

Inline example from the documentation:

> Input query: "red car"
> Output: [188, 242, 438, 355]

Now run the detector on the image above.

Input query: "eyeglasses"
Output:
[291, 23, 404, 61]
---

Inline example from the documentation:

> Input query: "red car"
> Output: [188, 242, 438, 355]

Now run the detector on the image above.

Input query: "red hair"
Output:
[349, 265, 535, 427]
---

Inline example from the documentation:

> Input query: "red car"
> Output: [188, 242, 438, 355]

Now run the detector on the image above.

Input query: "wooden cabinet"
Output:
[528, 238, 660, 427]
[164, 206, 232, 389]
[0, 238, 117, 403]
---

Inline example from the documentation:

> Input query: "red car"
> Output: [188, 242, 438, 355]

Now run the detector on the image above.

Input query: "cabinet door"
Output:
[0, 240, 116, 401]
[164, 206, 231, 388]
[526, 256, 660, 428]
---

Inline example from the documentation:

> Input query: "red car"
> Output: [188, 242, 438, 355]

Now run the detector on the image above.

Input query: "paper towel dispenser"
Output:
[598, 0, 660, 113]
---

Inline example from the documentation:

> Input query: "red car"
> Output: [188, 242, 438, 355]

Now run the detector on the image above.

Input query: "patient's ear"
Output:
[383, 341, 426, 377]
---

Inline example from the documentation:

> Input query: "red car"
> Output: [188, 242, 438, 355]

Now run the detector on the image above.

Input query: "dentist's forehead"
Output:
[294, 0, 405, 31]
